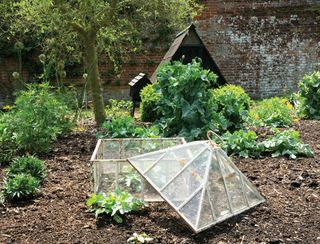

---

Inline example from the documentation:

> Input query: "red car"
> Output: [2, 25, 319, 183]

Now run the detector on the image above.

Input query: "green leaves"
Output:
[155, 59, 217, 141]
[140, 84, 161, 122]
[98, 116, 160, 139]
[247, 97, 298, 127]
[209, 85, 251, 133]
[6, 156, 47, 183]
[220, 129, 313, 159]
[86, 191, 145, 224]
[299, 71, 320, 119]
[0, 83, 75, 155]
[105, 99, 132, 119]
[262, 129, 314, 159]
[221, 130, 263, 158]
[3, 173, 40, 200]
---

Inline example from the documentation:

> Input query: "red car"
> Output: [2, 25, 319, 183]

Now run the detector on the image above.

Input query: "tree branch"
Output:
[71, 23, 86, 38]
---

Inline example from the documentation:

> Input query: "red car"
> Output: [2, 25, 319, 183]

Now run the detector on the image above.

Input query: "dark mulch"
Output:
[0, 120, 319, 243]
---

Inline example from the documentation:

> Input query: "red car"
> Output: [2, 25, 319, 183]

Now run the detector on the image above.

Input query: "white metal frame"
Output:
[90, 137, 186, 201]
[128, 141, 265, 233]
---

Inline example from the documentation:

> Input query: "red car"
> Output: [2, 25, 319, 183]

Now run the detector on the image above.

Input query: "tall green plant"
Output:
[209, 84, 251, 132]
[0, 112, 17, 164]
[299, 71, 320, 119]
[140, 84, 160, 122]
[0, 83, 74, 154]
[155, 59, 217, 140]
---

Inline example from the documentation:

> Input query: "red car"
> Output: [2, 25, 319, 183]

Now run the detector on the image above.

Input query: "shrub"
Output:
[299, 71, 320, 119]
[140, 84, 161, 122]
[221, 130, 264, 158]
[262, 129, 313, 159]
[7, 156, 47, 183]
[3, 174, 40, 200]
[105, 99, 132, 119]
[98, 116, 160, 138]
[86, 190, 144, 223]
[155, 59, 217, 140]
[248, 97, 298, 127]
[0, 83, 74, 154]
[209, 84, 251, 133]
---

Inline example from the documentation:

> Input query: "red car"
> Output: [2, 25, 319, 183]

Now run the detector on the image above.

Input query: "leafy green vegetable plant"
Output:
[6, 156, 47, 183]
[209, 84, 251, 132]
[219, 128, 313, 159]
[262, 129, 313, 159]
[221, 130, 264, 158]
[140, 84, 161, 122]
[86, 190, 144, 223]
[98, 116, 159, 138]
[248, 97, 298, 127]
[155, 59, 217, 141]
[298, 71, 320, 119]
[3, 173, 40, 200]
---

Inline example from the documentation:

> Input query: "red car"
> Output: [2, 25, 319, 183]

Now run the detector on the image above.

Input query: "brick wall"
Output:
[1, 1, 320, 100]
[98, 50, 165, 86]
[0, 57, 30, 106]
[195, 0, 320, 98]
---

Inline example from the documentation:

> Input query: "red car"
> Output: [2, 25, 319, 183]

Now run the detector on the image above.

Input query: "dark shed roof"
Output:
[150, 23, 227, 86]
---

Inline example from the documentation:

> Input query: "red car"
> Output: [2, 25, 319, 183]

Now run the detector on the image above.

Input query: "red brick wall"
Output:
[0, 57, 30, 106]
[195, 0, 320, 98]
[98, 50, 165, 86]
[1, 1, 320, 99]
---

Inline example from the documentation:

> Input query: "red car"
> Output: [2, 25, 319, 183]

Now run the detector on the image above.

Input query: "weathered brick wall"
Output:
[98, 50, 165, 86]
[0, 57, 30, 106]
[1, 1, 319, 100]
[196, 0, 320, 98]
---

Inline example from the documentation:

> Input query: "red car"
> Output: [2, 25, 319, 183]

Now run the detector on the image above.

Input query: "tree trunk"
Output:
[84, 32, 106, 125]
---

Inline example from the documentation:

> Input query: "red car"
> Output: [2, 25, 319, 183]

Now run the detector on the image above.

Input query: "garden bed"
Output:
[0, 120, 319, 243]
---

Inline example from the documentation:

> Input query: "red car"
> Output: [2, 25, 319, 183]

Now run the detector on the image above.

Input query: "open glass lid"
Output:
[127, 140, 265, 233]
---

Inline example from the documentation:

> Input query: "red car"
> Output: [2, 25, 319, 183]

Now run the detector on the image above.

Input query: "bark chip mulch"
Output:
[0, 120, 319, 243]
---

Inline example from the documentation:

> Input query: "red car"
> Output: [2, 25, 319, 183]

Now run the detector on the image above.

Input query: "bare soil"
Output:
[0, 120, 319, 243]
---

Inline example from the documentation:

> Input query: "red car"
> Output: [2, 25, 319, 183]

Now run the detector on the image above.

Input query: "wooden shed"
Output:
[150, 23, 227, 86]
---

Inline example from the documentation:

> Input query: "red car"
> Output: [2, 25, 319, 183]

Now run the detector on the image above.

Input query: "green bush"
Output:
[98, 116, 160, 138]
[209, 84, 251, 133]
[140, 84, 160, 122]
[0, 83, 74, 154]
[248, 97, 298, 127]
[155, 59, 217, 140]
[3, 173, 40, 200]
[105, 99, 132, 119]
[299, 71, 320, 119]
[86, 190, 144, 223]
[7, 156, 47, 183]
